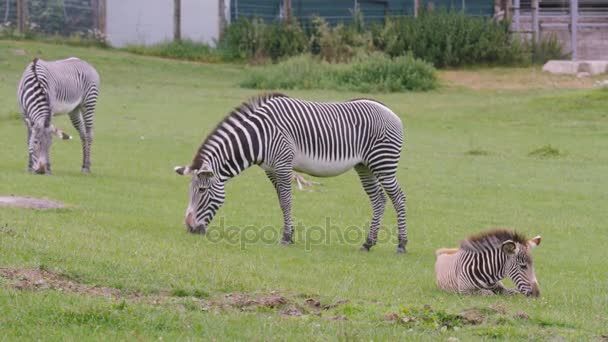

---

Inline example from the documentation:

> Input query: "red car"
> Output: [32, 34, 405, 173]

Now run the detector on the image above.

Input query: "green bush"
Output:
[309, 16, 374, 63]
[335, 53, 437, 92]
[219, 17, 265, 60]
[123, 40, 224, 63]
[240, 53, 437, 93]
[220, 17, 307, 62]
[262, 21, 308, 61]
[378, 12, 522, 67]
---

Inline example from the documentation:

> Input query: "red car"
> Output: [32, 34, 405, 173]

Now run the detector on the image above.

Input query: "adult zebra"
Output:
[17, 57, 100, 174]
[174, 93, 408, 253]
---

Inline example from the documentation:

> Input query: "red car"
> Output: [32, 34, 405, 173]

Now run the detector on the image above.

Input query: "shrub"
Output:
[335, 52, 437, 92]
[219, 17, 265, 60]
[262, 21, 308, 62]
[378, 11, 521, 67]
[240, 53, 437, 93]
[309, 16, 374, 63]
[220, 17, 307, 62]
[124, 40, 223, 63]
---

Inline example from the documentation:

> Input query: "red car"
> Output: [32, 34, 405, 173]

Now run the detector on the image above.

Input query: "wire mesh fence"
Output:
[1, 0, 99, 37]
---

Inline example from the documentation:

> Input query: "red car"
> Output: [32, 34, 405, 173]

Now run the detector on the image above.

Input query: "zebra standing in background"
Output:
[17, 57, 100, 174]
[174, 93, 408, 253]
[435, 229, 542, 296]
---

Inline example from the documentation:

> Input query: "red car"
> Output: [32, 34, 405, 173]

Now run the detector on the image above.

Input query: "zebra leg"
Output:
[355, 164, 387, 252]
[81, 100, 96, 173]
[68, 109, 87, 172]
[266, 169, 295, 245]
[25, 122, 33, 172]
[377, 175, 408, 254]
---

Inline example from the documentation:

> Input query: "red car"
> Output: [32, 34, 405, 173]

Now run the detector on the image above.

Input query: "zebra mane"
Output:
[31, 58, 50, 128]
[460, 229, 528, 252]
[190, 92, 289, 169]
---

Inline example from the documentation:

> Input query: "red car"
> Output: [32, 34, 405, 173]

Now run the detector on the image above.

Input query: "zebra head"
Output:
[29, 121, 72, 174]
[502, 235, 542, 297]
[174, 162, 225, 234]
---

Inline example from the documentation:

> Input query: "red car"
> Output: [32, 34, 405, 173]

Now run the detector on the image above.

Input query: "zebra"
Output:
[17, 57, 100, 174]
[174, 93, 408, 253]
[435, 229, 542, 296]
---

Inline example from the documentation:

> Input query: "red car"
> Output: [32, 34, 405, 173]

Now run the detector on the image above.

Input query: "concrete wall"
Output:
[106, 0, 228, 47]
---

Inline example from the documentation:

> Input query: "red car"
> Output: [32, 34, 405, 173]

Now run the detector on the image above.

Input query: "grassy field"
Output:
[1, 40, 607, 340]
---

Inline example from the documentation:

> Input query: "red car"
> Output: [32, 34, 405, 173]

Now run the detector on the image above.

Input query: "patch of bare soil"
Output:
[0, 268, 119, 297]
[0, 267, 350, 319]
[0, 196, 65, 209]
[440, 68, 601, 91]
[216, 291, 288, 310]
[458, 308, 486, 325]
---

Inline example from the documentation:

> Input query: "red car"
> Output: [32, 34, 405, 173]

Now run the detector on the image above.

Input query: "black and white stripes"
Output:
[435, 229, 541, 296]
[175, 93, 408, 252]
[17, 57, 100, 174]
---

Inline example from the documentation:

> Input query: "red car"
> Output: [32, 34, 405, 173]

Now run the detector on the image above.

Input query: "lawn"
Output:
[0, 40, 607, 340]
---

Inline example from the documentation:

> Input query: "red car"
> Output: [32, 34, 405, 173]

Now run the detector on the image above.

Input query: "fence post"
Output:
[283, 0, 291, 23]
[571, 0, 578, 60]
[219, 0, 226, 40]
[174, 0, 181, 41]
[414, 0, 419, 17]
[513, 0, 520, 33]
[16, 0, 27, 34]
[531, 0, 539, 43]
[93, 0, 107, 34]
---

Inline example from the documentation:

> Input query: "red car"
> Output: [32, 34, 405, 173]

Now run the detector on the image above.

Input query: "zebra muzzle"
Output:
[185, 212, 206, 234]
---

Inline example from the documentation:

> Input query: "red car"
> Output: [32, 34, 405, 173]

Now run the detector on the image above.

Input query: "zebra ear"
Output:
[528, 235, 541, 249]
[501, 240, 517, 255]
[174, 166, 195, 176]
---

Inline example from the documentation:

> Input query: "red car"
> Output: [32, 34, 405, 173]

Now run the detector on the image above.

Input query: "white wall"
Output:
[106, 0, 174, 47]
[106, 0, 229, 48]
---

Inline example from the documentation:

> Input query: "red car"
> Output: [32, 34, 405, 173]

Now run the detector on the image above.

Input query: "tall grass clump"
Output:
[240, 53, 437, 93]
[309, 15, 374, 63]
[377, 11, 522, 67]
[123, 40, 224, 63]
[220, 17, 307, 62]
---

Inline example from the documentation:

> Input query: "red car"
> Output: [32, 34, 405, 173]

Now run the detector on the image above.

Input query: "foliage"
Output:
[124, 40, 224, 63]
[530, 34, 568, 64]
[308, 16, 374, 63]
[219, 17, 307, 62]
[240, 53, 437, 92]
[377, 11, 524, 67]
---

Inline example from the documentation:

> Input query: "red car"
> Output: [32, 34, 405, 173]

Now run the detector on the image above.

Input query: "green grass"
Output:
[1, 40, 607, 340]
[123, 40, 227, 63]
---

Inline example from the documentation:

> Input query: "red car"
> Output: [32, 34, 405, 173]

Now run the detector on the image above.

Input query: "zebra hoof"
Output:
[280, 238, 293, 246]
[359, 245, 370, 252]
[395, 247, 407, 254]
[81, 168, 90, 174]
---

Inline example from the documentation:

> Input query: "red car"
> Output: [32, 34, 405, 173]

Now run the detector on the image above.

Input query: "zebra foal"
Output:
[435, 229, 542, 296]
[17, 57, 100, 174]
[174, 93, 408, 253]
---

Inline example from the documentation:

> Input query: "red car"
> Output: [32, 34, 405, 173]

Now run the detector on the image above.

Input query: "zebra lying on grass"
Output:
[17, 57, 100, 174]
[174, 93, 408, 253]
[435, 229, 542, 296]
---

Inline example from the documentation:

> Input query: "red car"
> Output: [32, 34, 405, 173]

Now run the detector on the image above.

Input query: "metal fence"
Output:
[230, 0, 495, 27]
[0, 0, 101, 36]
[511, 0, 608, 59]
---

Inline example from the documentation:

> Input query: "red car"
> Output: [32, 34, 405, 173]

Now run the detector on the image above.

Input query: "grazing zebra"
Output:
[17, 57, 100, 174]
[435, 229, 542, 296]
[174, 93, 408, 253]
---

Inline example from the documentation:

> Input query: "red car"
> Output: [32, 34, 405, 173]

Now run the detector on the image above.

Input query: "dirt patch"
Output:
[216, 291, 288, 310]
[0, 196, 65, 209]
[458, 308, 486, 325]
[280, 306, 303, 317]
[0, 268, 119, 297]
[440, 68, 601, 91]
